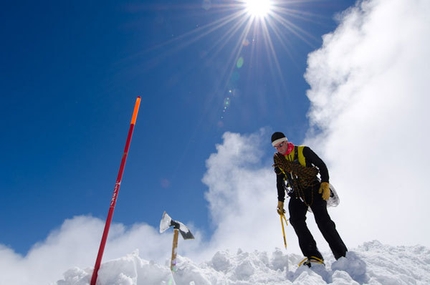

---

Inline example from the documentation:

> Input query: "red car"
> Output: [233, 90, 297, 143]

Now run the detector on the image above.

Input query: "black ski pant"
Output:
[288, 183, 348, 260]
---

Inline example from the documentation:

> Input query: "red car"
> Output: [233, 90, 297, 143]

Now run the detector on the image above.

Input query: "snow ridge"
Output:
[57, 241, 430, 285]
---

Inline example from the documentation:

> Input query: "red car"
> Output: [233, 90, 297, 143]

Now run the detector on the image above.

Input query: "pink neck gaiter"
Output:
[282, 142, 294, 155]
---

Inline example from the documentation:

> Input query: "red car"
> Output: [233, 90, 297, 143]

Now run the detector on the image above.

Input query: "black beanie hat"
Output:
[271, 132, 288, 146]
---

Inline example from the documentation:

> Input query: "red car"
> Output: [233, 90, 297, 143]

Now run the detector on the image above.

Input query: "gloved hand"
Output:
[319, 182, 330, 201]
[277, 201, 285, 215]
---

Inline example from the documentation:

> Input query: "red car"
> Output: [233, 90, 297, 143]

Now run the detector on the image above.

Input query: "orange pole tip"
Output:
[130, 96, 141, 125]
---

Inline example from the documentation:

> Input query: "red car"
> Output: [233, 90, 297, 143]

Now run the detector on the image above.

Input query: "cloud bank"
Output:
[304, 0, 430, 248]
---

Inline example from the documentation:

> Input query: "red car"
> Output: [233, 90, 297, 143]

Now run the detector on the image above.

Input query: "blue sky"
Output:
[1, 0, 356, 255]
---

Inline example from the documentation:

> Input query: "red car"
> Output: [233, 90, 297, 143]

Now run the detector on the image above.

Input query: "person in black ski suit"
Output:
[271, 131, 347, 263]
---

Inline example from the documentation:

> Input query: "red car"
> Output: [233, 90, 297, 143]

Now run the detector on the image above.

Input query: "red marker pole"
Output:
[90, 96, 141, 285]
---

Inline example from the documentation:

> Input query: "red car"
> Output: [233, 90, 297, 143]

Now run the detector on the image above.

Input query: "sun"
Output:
[244, 0, 273, 18]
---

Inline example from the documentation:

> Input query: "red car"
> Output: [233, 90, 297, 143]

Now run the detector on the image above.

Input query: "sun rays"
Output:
[127, 0, 324, 126]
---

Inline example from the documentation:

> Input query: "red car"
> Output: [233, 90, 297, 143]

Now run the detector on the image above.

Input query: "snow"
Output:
[56, 240, 430, 284]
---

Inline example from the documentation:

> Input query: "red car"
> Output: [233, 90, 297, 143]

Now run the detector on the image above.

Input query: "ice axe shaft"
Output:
[280, 214, 288, 249]
[171, 228, 179, 271]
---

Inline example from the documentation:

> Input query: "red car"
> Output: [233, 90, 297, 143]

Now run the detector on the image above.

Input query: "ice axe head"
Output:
[159, 211, 173, 234]
[159, 211, 194, 240]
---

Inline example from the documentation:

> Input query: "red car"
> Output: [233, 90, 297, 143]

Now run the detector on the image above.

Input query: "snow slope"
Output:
[56, 240, 430, 285]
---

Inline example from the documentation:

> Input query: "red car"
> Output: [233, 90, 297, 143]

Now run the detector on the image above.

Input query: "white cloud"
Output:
[201, 130, 292, 255]
[0, 216, 187, 284]
[304, 0, 430, 248]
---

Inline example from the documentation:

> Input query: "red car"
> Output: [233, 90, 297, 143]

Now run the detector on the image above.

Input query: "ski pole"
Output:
[90, 96, 141, 285]
[280, 214, 288, 249]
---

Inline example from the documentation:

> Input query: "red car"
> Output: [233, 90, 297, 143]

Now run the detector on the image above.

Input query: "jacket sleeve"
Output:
[275, 166, 286, 202]
[303, 146, 330, 183]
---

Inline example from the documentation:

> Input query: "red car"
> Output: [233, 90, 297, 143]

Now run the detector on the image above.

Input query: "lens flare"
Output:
[236, 57, 244, 68]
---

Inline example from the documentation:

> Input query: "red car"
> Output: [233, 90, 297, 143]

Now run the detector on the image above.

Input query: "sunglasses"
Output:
[275, 141, 286, 149]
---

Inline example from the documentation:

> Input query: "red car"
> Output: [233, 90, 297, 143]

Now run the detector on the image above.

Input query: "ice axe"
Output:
[159, 211, 194, 271]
